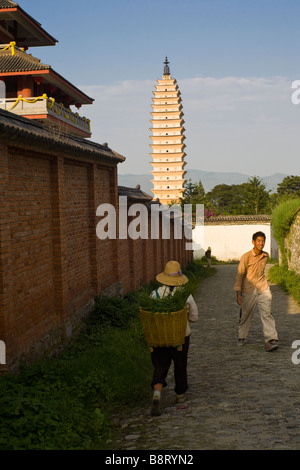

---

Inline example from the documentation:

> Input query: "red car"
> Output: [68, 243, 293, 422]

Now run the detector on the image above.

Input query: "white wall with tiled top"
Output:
[193, 223, 278, 261]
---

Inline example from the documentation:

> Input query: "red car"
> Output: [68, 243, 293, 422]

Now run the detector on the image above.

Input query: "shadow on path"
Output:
[113, 264, 300, 450]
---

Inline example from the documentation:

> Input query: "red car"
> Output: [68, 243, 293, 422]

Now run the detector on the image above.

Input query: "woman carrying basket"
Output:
[150, 260, 198, 416]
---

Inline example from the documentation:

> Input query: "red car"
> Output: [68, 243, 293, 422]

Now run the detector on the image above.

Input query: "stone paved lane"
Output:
[112, 264, 300, 450]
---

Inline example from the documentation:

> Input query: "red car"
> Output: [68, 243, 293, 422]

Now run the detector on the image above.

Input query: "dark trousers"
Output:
[151, 335, 190, 395]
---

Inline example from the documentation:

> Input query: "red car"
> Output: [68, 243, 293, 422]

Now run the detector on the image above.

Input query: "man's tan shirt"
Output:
[234, 249, 269, 295]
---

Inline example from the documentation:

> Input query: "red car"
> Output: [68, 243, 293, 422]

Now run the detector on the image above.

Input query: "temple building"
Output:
[0, 0, 93, 138]
[150, 58, 187, 205]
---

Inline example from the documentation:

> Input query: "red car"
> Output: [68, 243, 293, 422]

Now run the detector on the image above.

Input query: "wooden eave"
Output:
[0, 107, 125, 164]
[150, 166, 186, 173]
[150, 127, 185, 133]
[0, 59, 94, 105]
[151, 178, 186, 183]
[0, 4, 57, 47]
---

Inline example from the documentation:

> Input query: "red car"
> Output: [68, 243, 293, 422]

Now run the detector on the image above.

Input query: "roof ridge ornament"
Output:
[0, 41, 16, 55]
[163, 56, 170, 75]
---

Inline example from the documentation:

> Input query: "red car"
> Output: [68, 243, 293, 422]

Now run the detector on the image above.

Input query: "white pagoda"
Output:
[150, 58, 187, 204]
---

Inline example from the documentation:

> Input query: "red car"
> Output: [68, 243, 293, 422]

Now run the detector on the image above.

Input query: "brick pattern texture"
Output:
[0, 141, 193, 372]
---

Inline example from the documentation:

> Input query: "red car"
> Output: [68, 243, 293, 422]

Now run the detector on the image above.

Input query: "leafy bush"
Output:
[0, 260, 213, 450]
[271, 198, 300, 264]
[0, 359, 111, 450]
[0, 318, 151, 450]
[200, 255, 222, 264]
[268, 265, 300, 304]
[183, 259, 217, 272]
[92, 294, 139, 329]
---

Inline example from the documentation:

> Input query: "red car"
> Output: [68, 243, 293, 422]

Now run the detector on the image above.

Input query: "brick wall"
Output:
[8, 148, 57, 364]
[0, 112, 193, 372]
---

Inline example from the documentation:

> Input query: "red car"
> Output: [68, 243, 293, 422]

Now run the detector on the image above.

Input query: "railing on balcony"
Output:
[0, 94, 91, 137]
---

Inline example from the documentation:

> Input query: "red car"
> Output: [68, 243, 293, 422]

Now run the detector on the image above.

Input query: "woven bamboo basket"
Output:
[139, 305, 188, 351]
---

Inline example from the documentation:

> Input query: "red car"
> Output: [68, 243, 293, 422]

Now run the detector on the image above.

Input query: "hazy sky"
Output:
[20, 0, 300, 177]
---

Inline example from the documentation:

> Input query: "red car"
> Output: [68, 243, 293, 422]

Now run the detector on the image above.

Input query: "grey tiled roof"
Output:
[0, 0, 18, 8]
[0, 48, 50, 72]
[0, 47, 93, 103]
[0, 0, 57, 46]
[118, 185, 153, 202]
[0, 107, 125, 164]
[205, 214, 271, 223]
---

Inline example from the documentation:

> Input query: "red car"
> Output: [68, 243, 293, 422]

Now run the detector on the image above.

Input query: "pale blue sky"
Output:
[19, 0, 300, 177]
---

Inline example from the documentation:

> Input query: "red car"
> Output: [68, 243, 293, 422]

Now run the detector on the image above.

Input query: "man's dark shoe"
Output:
[265, 340, 278, 352]
[151, 398, 161, 416]
[237, 338, 245, 347]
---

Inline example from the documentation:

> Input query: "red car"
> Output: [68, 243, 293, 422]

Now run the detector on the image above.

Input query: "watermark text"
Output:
[0, 340, 6, 365]
[96, 197, 204, 250]
[291, 340, 300, 364]
[291, 80, 300, 104]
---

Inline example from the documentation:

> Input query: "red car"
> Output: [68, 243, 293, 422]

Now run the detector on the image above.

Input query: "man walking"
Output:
[205, 247, 212, 268]
[234, 231, 279, 351]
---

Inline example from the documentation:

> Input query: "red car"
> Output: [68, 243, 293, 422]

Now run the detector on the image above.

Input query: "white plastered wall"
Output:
[193, 223, 277, 261]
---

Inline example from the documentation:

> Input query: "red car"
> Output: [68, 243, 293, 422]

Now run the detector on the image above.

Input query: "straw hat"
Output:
[156, 260, 188, 286]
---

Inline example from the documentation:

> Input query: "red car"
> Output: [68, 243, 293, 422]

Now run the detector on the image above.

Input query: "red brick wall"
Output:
[0, 144, 14, 368]
[95, 166, 119, 292]
[5, 148, 57, 364]
[0, 140, 193, 372]
[64, 159, 95, 314]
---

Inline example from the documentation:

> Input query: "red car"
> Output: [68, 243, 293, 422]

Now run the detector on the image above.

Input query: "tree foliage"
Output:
[205, 183, 246, 214]
[271, 198, 300, 265]
[277, 175, 300, 197]
[183, 179, 205, 205]
[182, 175, 272, 215]
[182, 175, 300, 216]
[241, 176, 271, 214]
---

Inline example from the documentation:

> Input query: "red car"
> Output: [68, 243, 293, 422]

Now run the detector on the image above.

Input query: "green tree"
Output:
[182, 179, 196, 204]
[277, 175, 300, 198]
[241, 176, 271, 214]
[182, 179, 205, 209]
[205, 183, 246, 214]
[193, 180, 206, 201]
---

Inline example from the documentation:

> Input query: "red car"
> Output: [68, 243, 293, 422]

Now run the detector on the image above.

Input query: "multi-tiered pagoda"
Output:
[0, 0, 93, 138]
[150, 58, 186, 205]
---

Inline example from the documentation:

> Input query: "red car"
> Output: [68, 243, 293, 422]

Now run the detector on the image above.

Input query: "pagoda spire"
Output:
[163, 57, 170, 76]
[149, 60, 187, 205]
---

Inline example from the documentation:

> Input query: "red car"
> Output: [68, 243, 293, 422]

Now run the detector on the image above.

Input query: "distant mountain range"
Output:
[118, 170, 288, 197]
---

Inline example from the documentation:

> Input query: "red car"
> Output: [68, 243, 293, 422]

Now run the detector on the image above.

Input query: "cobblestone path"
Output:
[112, 264, 300, 450]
